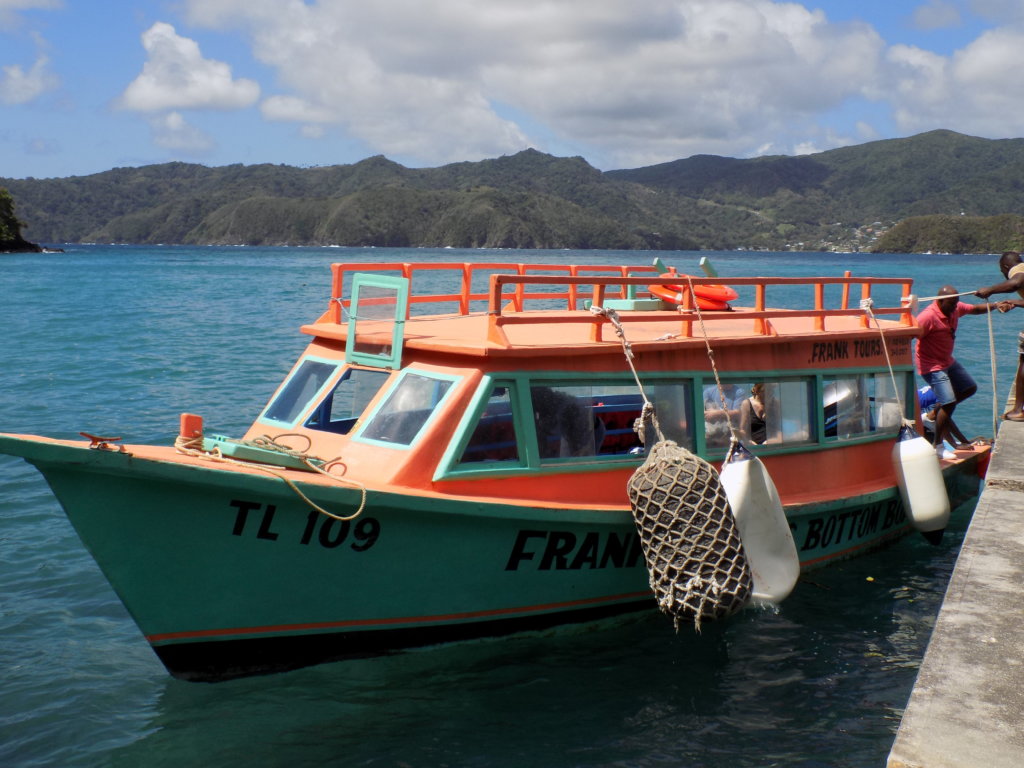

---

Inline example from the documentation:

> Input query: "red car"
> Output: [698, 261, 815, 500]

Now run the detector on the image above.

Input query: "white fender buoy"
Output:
[892, 424, 950, 545]
[719, 442, 800, 605]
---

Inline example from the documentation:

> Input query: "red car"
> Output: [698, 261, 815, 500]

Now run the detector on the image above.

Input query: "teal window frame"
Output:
[695, 375, 819, 456]
[345, 273, 409, 369]
[436, 373, 651, 480]
[257, 355, 342, 429]
[352, 368, 462, 450]
[303, 365, 392, 435]
[434, 365, 916, 479]
[438, 377, 529, 476]
[819, 367, 914, 443]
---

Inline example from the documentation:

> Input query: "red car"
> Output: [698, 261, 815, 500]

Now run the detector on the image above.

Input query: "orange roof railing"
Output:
[327, 262, 653, 323]
[325, 262, 915, 347]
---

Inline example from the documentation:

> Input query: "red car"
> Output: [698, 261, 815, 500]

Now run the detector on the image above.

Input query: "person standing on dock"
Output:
[916, 285, 1002, 457]
[976, 251, 1024, 421]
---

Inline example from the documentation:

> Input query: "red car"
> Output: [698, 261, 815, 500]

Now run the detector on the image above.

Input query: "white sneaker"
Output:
[936, 445, 956, 460]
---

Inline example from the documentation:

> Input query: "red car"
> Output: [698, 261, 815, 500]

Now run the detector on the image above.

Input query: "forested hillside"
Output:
[5, 130, 1024, 252]
[873, 214, 1024, 254]
[0, 188, 41, 253]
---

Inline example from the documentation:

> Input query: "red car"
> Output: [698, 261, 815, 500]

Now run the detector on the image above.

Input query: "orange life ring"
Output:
[649, 274, 737, 310]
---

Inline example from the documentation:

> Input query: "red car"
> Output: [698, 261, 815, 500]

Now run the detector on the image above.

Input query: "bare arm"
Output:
[976, 274, 1024, 298]
[965, 301, 1000, 314]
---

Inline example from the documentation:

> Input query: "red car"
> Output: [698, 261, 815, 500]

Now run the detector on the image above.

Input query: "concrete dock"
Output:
[888, 421, 1024, 767]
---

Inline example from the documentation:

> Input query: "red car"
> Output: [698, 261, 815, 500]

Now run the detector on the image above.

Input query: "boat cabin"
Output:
[224, 262, 918, 509]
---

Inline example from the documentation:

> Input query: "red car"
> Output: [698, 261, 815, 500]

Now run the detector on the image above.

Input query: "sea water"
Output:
[0, 246, 1012, 767]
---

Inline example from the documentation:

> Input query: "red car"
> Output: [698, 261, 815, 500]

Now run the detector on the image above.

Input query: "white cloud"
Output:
[885, 28, 1024, 137]
[179, 0, 892, 166]
[0, 54, 57, 104]
[148, 111, 215, 153]
[171, 0, 1024, 167]
[912, 0, 961, 30]
[1, 1, 60, 105]
[25, 135, 58, 155]
[260, 94, 336, 124]
[970, 0, 1024, 25]
[0, 0, 60, 30]
[118, 22, 259, 112]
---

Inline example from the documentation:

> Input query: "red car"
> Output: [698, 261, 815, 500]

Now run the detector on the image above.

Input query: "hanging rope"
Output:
[683, 275, 741, 448]
[174, 433, 366, 522]
[860, 298, 911, 428]
[986, 306, 999, 438]
[593, 291, 753, 631]
[589, 304, 662, 442]
[627, 440, 753, 631]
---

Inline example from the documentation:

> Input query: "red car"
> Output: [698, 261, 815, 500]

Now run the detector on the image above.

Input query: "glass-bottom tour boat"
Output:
[0, 259, 988, 681]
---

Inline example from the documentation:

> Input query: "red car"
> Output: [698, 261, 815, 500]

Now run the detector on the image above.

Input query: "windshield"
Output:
[359, 371, 455, 446]
[262, 358, 339, 425]
[305, 367, 391, 434]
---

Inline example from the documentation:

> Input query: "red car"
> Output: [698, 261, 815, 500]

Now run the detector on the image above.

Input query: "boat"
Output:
[0, 259, 989, 681]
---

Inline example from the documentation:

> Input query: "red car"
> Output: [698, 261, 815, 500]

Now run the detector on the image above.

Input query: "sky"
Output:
[3, 0, 1024, 179]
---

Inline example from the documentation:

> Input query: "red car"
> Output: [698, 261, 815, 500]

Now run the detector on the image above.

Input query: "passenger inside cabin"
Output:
[703, 382, 745, 449]
[740, 383, 768, 444]
[531, 386, 600, 458]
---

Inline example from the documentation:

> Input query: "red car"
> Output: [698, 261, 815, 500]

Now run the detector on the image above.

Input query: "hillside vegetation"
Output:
[0, 188, 41, 252]
[5, 130, 1024, 252]
[873, 214, 1024, 254]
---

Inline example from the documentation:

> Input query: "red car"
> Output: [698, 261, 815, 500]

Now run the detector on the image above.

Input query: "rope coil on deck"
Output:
[174, 433, 366, 522]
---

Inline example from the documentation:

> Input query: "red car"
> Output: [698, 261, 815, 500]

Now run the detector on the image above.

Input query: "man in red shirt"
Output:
[916, 285, 1000, 457]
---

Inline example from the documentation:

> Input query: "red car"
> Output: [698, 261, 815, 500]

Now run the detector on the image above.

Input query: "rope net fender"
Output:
[627, 439, 753, 630]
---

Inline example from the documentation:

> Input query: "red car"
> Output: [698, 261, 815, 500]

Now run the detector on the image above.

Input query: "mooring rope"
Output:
[594, 289, 754, 631]
[589, 304, 663, 442]
[174, 433, 366, 521]
[683, 275, 742, 447]
[859, 298, 911, 428]
[986, 306, 999, 437]
[915, 290, 977, 301]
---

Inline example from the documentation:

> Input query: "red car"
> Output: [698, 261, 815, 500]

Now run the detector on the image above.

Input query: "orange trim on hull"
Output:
[146, 590, 653, 644]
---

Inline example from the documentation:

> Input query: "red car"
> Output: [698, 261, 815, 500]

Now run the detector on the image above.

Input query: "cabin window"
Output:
[358, 371, 455, 446]
[531, 384, 646, 460]
[766, 379, 815, 445]
[869, 372, 909, 432]
[304, 367, 390, 434]
[824, 372, 908, 440]
[647, 381, 695, 450]
[261, 358, 339, 426]
[457, 384, 521, 464]
[702, 378, 815, 450]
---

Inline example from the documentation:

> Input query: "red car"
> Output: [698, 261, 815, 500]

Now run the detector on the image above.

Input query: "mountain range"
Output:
[4, 129, 1024, 252]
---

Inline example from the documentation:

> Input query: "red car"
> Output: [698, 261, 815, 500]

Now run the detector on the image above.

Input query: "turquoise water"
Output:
[0, 246, 1012, 767]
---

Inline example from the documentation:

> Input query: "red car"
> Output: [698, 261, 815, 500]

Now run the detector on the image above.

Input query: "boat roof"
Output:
[301, 261, 918, 359]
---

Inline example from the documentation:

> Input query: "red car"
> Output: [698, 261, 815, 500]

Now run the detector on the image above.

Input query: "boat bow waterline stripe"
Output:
[145, 590, 654, 644]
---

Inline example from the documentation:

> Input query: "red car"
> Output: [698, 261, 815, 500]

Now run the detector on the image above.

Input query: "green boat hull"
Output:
[2, 435, 983, 681]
